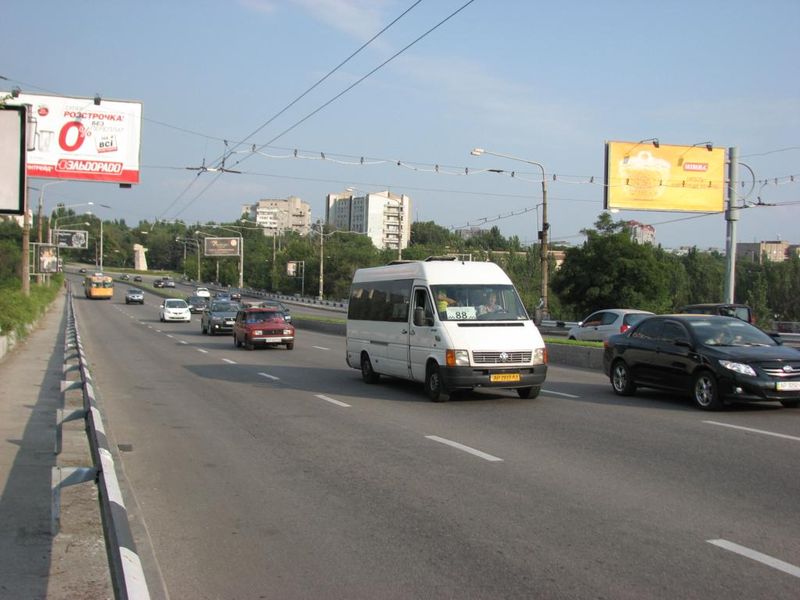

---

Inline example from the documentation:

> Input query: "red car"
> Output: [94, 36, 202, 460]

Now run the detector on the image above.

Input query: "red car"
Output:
[233, 307, 295, 350]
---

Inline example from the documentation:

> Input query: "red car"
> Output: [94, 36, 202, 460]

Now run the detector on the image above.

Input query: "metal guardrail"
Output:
[52, 288, 150, 600]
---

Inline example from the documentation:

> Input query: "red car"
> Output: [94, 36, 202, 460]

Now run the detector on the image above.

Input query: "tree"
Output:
[551, 215, 679, 318]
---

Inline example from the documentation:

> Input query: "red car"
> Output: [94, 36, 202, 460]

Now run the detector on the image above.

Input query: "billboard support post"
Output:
[724, 146, 739, 303]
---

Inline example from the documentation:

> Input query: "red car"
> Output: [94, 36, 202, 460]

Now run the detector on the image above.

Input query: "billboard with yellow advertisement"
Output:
[605, 141, 726, 212]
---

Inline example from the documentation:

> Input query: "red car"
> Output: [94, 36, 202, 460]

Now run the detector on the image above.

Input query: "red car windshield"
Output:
[246, 311, 283, 324]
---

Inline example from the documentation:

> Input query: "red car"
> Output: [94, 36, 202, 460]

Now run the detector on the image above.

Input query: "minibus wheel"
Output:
[361, 353, 380, 383]
[517, 386, 540, 399]
[425, 364, 445, 402]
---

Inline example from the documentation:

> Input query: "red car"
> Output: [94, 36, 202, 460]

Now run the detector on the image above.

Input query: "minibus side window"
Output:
[413, 288, 434, 326]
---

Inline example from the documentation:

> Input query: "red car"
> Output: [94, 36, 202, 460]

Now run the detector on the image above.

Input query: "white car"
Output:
[194, 287, 211, 298]
[160, 299, 191, 322]
[567, 309, 653, 342]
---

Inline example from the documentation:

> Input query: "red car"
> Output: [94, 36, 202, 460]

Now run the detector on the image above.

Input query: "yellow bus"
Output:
[84, 273, 114, 299]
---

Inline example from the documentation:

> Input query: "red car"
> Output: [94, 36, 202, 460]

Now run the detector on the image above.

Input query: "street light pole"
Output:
[471, 148, 549, 318]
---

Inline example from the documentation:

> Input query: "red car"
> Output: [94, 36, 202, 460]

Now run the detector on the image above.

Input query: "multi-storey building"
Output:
[240, 196, 311, 235]
[325, 190, 411, 253]
[624, 220, 656, 245]
[737, 240, 798, 263]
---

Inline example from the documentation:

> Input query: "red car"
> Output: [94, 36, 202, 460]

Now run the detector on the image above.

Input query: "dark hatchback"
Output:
[201, 301, 240, 335]
[603, 315, 800, 410]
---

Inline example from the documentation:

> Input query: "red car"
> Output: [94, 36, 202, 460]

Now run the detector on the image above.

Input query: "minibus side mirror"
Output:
[413, 306, 432, 327]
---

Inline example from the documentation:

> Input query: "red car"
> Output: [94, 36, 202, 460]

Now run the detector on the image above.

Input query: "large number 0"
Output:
[58, 121, 86, 151]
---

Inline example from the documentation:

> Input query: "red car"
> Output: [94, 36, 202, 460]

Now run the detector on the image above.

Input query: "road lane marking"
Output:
[222, 358, 237, 364]
[179, 340, 187, 345]
[703, 421, 800, 442]
[197, 349, 208, 354]
[543, 389, 579, 398]
[259, 373, 279, 381]
[707, 539, 800, 578]
[312, 345, 330, 351]
[166, 334, 173, 339]
[425, 435, 503, 462]
[315, 394, 350, 408]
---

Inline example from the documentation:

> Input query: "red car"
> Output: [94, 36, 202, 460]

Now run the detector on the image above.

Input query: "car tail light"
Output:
[620, 324, 630, 333]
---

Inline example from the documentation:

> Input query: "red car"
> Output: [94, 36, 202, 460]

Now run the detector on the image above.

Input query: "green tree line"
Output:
[4, 211, 799, 323]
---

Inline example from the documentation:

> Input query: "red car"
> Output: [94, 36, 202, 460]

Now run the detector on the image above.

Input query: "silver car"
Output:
[125, 288, 144, 304]
[568, 309, 653, 342]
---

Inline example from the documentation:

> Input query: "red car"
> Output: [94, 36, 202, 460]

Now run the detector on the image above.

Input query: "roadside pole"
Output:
[724, 146, 738, 303]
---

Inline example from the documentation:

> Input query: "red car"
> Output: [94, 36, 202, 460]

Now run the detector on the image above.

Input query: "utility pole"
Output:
[724, 147, 738, 303]
[318, 223, 324, 300]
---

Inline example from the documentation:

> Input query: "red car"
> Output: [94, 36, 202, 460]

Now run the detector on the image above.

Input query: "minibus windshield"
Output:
[430, 284, 529, 321]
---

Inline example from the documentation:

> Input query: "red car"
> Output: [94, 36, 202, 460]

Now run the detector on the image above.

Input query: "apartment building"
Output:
[325, 189, 411, 253]
[241, 196, 311, 235]
[737, 240, 799, 263]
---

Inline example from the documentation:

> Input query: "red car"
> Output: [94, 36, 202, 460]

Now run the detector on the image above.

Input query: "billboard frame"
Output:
[203, 236, 241, 257]
[604, 140, 726, 213]
[0, 105, 26, 215]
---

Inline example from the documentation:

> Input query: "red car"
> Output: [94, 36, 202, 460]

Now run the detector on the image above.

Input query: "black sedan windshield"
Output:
[690, 319, 777, 347]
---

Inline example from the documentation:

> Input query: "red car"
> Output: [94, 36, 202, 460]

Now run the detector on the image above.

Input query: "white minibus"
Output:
[346, 257, 548, 401]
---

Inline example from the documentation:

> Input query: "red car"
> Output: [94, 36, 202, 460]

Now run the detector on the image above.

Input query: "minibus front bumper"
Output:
[441, 365, 547, 391]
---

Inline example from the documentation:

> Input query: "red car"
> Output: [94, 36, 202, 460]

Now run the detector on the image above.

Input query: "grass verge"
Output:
[0, 275, 65, 338]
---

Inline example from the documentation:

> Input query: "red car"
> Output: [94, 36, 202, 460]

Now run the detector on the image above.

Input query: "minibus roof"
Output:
[352, 259, 511, 285]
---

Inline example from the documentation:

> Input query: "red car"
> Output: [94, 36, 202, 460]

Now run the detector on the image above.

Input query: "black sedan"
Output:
[603, 315, 800, 410]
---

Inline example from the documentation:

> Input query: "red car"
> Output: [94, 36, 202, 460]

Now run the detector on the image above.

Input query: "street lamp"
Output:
[84, 209, 110, 272]
[471, 147, 550, 318]
[176, 236, 202, 281]
[49, 201, 102, 244]
[35, 181, 67, 243]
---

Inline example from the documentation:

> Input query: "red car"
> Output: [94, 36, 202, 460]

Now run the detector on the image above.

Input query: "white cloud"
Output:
[292, 0, 389, 41]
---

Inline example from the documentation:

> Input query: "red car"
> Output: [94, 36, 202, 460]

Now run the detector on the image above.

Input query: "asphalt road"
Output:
[71, 281, 800, 599]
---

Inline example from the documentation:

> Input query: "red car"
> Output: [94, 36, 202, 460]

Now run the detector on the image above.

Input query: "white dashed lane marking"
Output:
[708, 539, 800, 578]
[425, 435, 503, 462]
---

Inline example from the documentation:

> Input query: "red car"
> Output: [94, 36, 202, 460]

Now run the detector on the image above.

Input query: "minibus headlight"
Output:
[533, 347, 547, 365]
[446, 349, 470, 367]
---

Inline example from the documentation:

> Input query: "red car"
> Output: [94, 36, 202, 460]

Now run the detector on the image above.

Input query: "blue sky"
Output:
[2, 0, 798, 249]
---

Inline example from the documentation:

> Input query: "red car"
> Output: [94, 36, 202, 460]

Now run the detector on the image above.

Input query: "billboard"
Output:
[54, 229, 89, 249]
[0, 105, 26, 215]
[2, 92, 142, 185]
[605, 141, 726, 212]
[204, 237, 241, 257]
[37, 245, 59, 273]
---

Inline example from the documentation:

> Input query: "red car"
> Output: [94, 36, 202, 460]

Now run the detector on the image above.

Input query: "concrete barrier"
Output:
[293, 317, 605, 371]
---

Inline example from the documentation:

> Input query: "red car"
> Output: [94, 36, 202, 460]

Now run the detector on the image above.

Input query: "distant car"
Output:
[233, 307, 295, 350]
[186, 295, 208, 314]
[201, 301, 240, 335]
[568, 309, 654, 342]
[229, 289, 242, 301]
[121, 274, 130, 281]
[125, 288, 144, 304]
[159, 298, 191, 323]
[213, 292, 231, 302]
[163, 278, 176, 288]
[246, 299, 292, 323]
[194, 287, 211, 298]
[133, 275, 143, 282]
[153, 279, 165, 288]
[677, 303, 754, 324]
[603, 315, 800, 410]
[79, 268, 87, 273]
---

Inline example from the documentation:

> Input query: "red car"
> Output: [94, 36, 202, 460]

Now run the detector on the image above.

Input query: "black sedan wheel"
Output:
[611, 360, 636, 396]
[692, 370, 722, 411]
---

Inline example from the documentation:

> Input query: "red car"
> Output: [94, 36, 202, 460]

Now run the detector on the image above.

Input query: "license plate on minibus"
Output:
[491, 373, 520, 383]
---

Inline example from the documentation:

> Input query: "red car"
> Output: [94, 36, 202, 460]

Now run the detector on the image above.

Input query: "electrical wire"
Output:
[168, 0, 479, 219]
